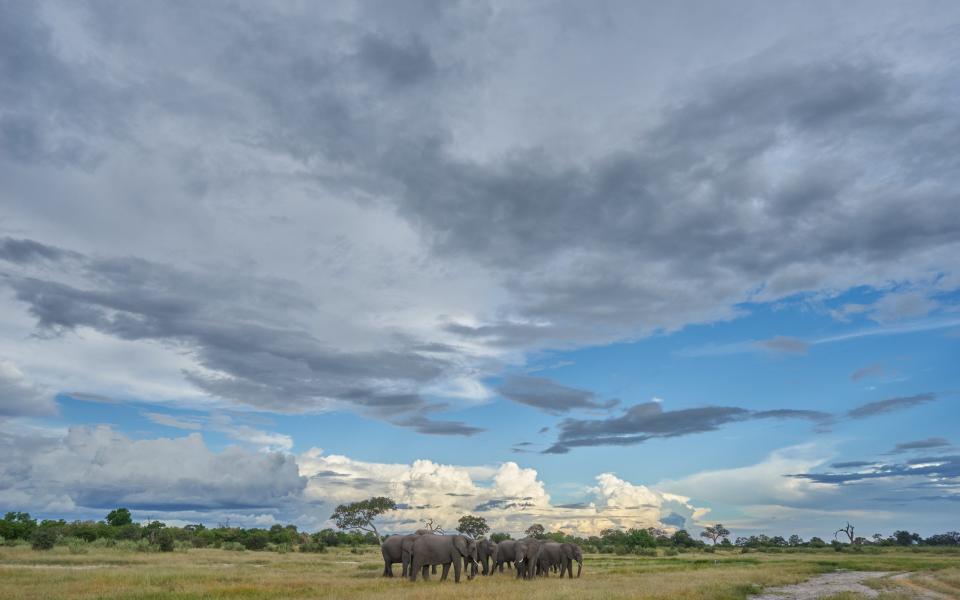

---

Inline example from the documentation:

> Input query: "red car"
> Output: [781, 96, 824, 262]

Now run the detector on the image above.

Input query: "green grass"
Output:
[1, 545, 958, 599]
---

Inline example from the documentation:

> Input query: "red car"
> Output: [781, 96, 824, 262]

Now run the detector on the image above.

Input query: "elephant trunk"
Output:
[576, 559, 582, 578]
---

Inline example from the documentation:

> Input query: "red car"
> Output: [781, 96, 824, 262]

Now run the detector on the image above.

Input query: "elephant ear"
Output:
[454, 536, 468, 556]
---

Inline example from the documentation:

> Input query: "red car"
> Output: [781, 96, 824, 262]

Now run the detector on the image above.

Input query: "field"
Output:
[1, 545, 958, 600]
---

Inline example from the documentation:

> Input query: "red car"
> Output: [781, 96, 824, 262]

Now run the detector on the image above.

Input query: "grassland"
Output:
[1, 544, 958, 600]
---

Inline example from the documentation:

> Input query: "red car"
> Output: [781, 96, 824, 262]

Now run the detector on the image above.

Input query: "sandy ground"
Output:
[751, 571, 894, 599]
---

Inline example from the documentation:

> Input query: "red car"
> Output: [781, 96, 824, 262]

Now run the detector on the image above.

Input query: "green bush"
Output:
[243, 531, 269, 551]
[634, 547, 658, 557]
[664, 548, 679, 557]
[91, 538, 117, 548]
[31, 529, 57, 551]
[135, 539, 154, 552]
[300, 541, 327, 553]
[221, 541, 246, 552]
[68, 539, 89, 554]
[157, 530, 175, 552]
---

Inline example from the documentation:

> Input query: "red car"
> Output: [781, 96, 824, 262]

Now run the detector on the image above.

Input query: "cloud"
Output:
[498, 375, 618, 414]
[143, 412, 202, 430]
[888, 437, 951, 454]
[0, 425, 305, 512]
[831, 461, 877, 469]
[851, 363, 886, 382]
[756, 336, 810, 354]
[546, 401, 830, 453]
[791, 455, 960, 485]
[0, 359, 57, 417]
[846, 393, 937, 419]
[299, 449, 704, 535]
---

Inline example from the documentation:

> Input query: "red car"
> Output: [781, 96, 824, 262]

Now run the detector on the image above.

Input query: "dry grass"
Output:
[1, 546, 958, 600]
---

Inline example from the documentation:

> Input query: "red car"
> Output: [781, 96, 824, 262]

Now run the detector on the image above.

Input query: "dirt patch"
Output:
[0, 564, 115, 570]
[751, 571, 895, 599]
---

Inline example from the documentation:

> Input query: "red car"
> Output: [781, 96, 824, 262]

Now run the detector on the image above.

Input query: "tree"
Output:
[422, 518, 444, 534]
[834, 522, 855, 544]
[0, 512, 37, 540]
[700, 524, 730, 545]
[330, 496, 397, 547]
[457, 515, 490, 539]
[893, 530, 921, 546]
[30, 528, 57, 551]
[106, 508, 133, 527]
[490, 532, 512, 543]
[788, 535, 803, 547]
[525, 524, 546, 539]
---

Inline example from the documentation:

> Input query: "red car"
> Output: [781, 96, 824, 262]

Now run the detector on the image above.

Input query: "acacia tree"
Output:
[700, 523, 730, 545]
[457, 515, 490, 539]
[331, 496, 397, 547]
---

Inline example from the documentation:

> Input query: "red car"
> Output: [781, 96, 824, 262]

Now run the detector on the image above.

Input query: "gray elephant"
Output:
[562, 542, 583, 578]
[381, 534, 416, 577]
[476, 539, 499, 575]
[409, 534, 478, 583]
[495, 539, 516, 573]
[514, 537, 544, 580]
[537, 541, 565, 577]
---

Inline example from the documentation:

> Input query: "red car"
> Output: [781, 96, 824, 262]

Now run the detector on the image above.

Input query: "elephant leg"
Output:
[431, 564, 437, 575]
[453, 558, 462, 583]
[438, 562, 449, 581]
[409, 559, 419, 582]
[422, 564, 430, 580]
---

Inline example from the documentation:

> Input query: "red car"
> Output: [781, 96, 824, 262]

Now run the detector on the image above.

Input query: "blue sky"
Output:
[1, 0, 959, 539]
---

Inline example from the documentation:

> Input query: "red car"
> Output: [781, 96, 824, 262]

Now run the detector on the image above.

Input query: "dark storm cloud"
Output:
[356, 34, 437, 86]
[846, 393, 937, 419]
[888, 437, 951, 454]
[498, 375, 619, 414]
[792, 455, 960, 485]
[394, 414, 484, 436]
[387, 57, 960, 346]
[851, 363, 886, 382]
[3, 242, 481, 434]
[0, 237, 77, 264]
[831, 461, 877, 469]
[545, 402, 833, 453]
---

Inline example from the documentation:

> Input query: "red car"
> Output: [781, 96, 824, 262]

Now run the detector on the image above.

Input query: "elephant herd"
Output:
[381, 529, 583, 583]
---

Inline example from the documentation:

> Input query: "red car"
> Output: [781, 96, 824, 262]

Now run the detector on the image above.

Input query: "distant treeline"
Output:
[2, 510, 958, 554]
[0, 510, 377, 553]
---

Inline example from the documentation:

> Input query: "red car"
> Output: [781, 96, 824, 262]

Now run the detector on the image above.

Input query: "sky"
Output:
[1, 0, 958, 540]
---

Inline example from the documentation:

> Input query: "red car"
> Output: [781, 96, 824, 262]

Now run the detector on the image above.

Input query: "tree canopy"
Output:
[457, 515, 490, 539]
[330, 496, 396, 546]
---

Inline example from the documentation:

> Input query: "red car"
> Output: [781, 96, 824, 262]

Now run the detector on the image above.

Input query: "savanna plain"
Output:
[2, 545, 959, 600]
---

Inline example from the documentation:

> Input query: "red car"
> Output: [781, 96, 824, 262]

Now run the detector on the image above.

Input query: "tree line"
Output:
[3, 506, 958, 554]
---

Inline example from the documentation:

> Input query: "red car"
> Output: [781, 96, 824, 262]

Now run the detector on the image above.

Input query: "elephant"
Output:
[537, 542, 565, 577]
[562, 542, 583, 578]
[399, 530, 440, 576]
[476, 539, 499, 575]
[381, 534, 415, 577]
[409, 534, 478, 583]
[514, 537, 545, 580]
[495, 539, 517, 573]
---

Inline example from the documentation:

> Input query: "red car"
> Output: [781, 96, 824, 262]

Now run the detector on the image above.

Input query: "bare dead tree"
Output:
[423, 518, 444, 534]
[834, 522, 855, 544]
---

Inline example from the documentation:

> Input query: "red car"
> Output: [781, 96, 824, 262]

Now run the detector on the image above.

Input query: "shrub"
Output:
[635, 547, 658, 557]
[664, 548, 679, 557]
[135, 539, 154, 552]
[350, 545, 364, 554]
[300, 541, 327, 553]
[157, 530, 175, 552]
[221, 541, 246, 552]
[243, 531, 269, 551]
[31, 529, 57, 551]
[91, 538, 117, 548]
[68, 539, 89, 554]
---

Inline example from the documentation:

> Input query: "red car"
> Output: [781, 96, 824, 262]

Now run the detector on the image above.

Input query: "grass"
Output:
[1, 545, 958, 599]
